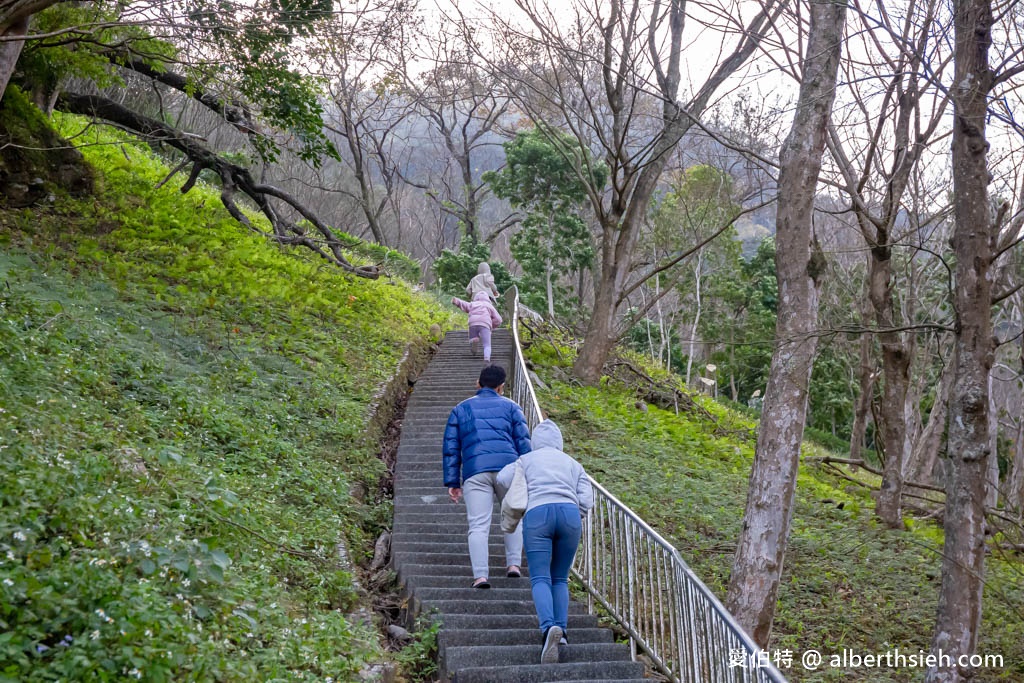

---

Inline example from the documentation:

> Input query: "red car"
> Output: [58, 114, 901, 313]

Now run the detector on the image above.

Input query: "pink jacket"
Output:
[452, 292, 503, 330]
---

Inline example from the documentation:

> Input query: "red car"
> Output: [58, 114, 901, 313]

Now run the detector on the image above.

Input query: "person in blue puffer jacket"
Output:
[443, 364, 532, 588]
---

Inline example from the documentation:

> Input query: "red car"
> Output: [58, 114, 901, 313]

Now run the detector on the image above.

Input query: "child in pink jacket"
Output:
[451, 291, 503, 362]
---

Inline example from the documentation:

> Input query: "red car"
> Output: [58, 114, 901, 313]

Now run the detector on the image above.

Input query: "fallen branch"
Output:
[805, 456, 945, 493]
[520, 318, 564, 361]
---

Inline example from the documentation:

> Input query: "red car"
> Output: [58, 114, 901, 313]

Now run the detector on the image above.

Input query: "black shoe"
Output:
[541, 626, 563, 664]
[558, 635, 569, 663]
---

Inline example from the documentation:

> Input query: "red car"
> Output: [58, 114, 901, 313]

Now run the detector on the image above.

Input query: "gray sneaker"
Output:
[541, 626, 563, 664]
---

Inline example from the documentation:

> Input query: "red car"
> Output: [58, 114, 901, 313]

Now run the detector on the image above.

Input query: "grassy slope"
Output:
[524, 336, 1024, 683]
[1, 114, 453, 681]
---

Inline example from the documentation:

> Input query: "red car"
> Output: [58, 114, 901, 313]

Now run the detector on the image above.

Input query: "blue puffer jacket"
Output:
[443, 388, 532, 487]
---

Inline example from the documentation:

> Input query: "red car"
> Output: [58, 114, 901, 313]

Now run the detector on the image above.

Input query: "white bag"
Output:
[500, 460, 528, 533]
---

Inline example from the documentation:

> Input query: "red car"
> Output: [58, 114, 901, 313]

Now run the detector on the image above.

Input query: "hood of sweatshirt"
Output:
[477, 262, 492, 275]
[531, 419, 563, 451]
[472, 291, 491, 303]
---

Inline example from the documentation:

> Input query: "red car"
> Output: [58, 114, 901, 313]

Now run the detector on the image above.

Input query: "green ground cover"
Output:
[1, 115, 454, 681]
[524, 333, 1024, 682]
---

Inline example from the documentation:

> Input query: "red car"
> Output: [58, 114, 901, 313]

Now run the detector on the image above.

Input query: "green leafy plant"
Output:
[0, 115, 455, 680]
[393, 615, 441, 682]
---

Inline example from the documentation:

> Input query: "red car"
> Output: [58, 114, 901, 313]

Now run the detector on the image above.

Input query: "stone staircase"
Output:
[392, 329, 649, 682]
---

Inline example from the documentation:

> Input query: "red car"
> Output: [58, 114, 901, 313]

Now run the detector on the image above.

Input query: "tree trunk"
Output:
[685, 248, 704, 385]
[925, 0, 996, 677]
[1008, 415, 1024, 514]
[874, 347, 911, 526]
[459, 153, 479, 243]
[907, 359, 954, 485]
[725, 0, 847, 647]
[873, 254, 913, 528]
[850, 288, 876, 467]
[0, 16, 28, 100]
[985, 371, 1000, 509]
[545, 257, 555, 320]
[574, 220, 632, 383]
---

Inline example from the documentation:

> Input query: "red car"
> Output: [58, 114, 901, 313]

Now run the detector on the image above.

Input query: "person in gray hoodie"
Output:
[497, 419, 594, 664]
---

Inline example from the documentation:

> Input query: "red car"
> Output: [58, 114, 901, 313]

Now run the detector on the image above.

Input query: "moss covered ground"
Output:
[523, 333, 1024, 683]
[0, 115, 454, 681]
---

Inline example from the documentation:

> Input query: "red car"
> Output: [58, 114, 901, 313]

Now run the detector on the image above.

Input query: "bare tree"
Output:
[825, 0, 952, 528]
[475, 0, 785, 384]
[725, 0, 847, 646]
[400, 30, 510, 245]
[310, 0, 417, 247]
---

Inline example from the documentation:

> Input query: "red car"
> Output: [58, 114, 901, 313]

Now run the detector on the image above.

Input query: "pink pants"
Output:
[469, 325, 492, 361]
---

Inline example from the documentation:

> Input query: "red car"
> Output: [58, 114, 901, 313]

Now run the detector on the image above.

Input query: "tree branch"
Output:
[57, 92, 378, 278]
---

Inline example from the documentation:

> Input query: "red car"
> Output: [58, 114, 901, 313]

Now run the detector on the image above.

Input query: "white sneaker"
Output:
[541, 626, 563, 664]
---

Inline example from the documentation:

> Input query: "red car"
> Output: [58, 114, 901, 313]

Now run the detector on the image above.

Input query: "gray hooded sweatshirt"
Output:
[466, 262, 499, 299]
[498, 420, 594, 514]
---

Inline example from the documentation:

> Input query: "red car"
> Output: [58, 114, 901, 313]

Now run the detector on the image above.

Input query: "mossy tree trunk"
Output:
[725, 0, 847, 647]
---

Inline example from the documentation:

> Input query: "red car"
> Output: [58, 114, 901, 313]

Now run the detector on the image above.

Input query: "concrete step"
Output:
[437, 628, 613, 648]
[391, 532, 492, 542]
[392, 536, 506, 549]
[393, 541, 519, 556]
[390, 526, 499, 536]
[419, 600, 587, 616]
[394, 552, 525, 568]
[445, 642, 632, 671]
[390, 486, 463, 497]
[405, 575, 534, 590]
[392, 516, 499, 528]
[390, 475, 446, 485]
[392, 490, 451, 501]
[395, 504, 493, 516]
[399, 571, 531, 583]
[452, 661, 646, 683]
[436, 614, 601, 631]
[392, 480, 456, 490]
[415, 587, 536, 602]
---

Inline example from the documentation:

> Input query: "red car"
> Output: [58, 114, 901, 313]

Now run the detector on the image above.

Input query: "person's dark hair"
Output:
[479, 365, 507, 389]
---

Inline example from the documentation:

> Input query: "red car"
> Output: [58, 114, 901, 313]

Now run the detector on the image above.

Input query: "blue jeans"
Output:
[523, 503, 582, 634]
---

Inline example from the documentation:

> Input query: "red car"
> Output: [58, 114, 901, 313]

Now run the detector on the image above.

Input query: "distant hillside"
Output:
[734, 216, 773, 259]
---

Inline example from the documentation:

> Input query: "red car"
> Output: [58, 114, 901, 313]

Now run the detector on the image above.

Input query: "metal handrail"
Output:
[504, 285, 787, 683]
